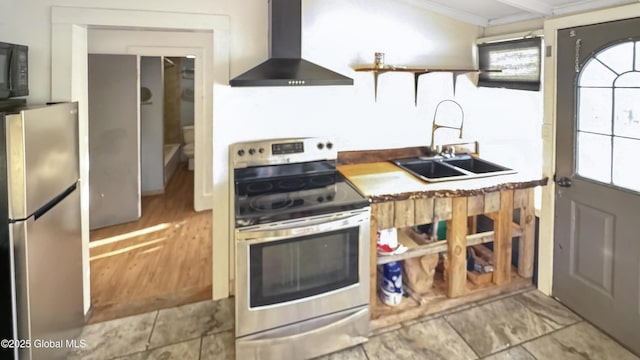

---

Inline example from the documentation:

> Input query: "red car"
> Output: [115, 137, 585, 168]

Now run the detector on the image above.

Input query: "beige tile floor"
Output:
[69, 289, 638, 359]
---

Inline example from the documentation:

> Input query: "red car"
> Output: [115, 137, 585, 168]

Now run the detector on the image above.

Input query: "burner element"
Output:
[309, 174, 336, 187]
[277, 178, 307, 191]
[250, 196, 305, 212]
[245, 181, 274, 194]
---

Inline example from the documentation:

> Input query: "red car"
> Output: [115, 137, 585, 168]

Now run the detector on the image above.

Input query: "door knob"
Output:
[556, 176, 572, 188]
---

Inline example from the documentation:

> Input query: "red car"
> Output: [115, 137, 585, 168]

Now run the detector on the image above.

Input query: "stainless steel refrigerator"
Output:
[0, 101, 84, 359]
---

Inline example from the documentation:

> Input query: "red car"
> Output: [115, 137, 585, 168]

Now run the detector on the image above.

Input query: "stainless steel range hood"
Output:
[229, 0, 353, 87]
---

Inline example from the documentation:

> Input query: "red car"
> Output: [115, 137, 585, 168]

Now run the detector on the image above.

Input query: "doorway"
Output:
[52, 6, 232, 316]
[140, 56, 196, 198]
[87, 53, 211, 322]
[554, 17, 640, 355]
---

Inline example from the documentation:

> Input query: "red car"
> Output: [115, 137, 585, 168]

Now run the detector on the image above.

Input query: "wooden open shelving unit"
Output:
[368, 187, 537, 330]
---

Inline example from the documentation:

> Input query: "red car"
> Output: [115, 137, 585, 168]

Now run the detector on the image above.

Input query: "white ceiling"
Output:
[398, 0, 638, 26]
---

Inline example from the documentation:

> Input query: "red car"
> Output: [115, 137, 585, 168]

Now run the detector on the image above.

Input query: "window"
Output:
[576, 40, 640, 193]
[478, 37, 542, 91]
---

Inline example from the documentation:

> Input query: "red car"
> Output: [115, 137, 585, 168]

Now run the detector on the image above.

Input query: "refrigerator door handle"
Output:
[33, 183, 77, 220]
[9, 183, 77, 223]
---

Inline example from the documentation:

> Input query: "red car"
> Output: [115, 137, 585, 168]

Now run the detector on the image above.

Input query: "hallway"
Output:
[89, 163, 212, 323]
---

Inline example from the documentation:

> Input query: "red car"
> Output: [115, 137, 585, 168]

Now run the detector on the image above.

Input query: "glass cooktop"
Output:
[234, 161, 369, 227]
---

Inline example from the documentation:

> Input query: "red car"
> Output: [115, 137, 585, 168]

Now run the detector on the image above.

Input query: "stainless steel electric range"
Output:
[231, 138, 371, 360]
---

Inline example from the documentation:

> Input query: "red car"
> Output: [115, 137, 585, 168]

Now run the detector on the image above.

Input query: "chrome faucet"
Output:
[429, 99, 464, 156]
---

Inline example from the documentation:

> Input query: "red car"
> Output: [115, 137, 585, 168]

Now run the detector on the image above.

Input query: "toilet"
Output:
[182, 125, 195, 170]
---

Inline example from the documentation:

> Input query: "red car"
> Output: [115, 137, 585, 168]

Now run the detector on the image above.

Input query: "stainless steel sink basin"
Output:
[392, 154, 516, 182]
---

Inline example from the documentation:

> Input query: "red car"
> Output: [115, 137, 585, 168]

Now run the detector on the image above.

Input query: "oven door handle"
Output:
[237, 210, 370, 243]
[237, 307, 369, 348]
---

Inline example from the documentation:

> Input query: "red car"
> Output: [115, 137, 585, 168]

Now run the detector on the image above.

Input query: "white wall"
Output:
[217, 0, 480, 152]
[456, 81, 543, 177]
[140, 56, 165, 194]
[0, 0, 480, 141]
[0, 0, 258, 103]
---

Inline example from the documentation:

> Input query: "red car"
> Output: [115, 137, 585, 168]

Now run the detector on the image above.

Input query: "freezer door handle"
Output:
[33, 183, 77, 220]
[10, 183, 77, 223]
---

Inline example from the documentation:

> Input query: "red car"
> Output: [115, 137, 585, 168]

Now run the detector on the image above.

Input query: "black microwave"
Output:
[0, 42, 28, 100]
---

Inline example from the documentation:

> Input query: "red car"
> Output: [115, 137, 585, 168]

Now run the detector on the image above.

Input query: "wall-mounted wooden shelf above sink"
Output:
[354, 66, 501, 105]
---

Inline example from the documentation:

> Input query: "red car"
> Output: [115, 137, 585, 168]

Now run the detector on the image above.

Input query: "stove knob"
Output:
[258, 147, 265, 154]
[237, 149, 245, 156]
[317, 142, 324, 150]
[317, 196, 324, 202]
[326, 142, 334, 150]
[249, 148, 256, 155]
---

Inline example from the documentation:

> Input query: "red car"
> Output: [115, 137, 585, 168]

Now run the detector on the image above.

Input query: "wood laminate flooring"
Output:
[88, 162, 212, 323]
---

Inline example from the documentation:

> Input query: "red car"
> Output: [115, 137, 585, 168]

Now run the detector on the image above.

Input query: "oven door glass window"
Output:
[249, 228, 359, 308]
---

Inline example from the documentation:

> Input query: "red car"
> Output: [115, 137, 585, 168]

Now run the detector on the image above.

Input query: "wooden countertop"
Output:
[338, 161, 548, 203]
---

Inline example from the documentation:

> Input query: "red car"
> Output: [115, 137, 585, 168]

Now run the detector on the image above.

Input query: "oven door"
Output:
[235, 208, 370, 338]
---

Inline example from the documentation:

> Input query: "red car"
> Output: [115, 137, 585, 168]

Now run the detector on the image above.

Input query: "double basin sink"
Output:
[392, 154, 516, 182]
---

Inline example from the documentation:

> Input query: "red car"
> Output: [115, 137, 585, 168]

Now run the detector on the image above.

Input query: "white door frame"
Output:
[539, 3, 640, 296]
[51, 7, 230, 313]
[128, 46, 206, 212]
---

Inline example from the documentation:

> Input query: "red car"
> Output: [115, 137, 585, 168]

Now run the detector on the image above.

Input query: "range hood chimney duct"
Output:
[229, 0, 353, 87]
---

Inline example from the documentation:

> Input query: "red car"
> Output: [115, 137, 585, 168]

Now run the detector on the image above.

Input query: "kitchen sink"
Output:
[392, 154, 516, 182]
[443, 156, 511, 174]
[395, 159, 467, 181]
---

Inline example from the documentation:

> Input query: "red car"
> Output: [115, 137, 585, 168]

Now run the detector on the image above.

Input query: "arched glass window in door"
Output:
[577, 40, 640, 192]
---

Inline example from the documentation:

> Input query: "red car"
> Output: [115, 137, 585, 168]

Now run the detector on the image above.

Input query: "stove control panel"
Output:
[272, 141, 304, 155]
[231, 138, 338, 168]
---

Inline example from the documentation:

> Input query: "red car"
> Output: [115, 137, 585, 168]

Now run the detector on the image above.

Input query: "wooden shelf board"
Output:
[376, 228, 520, 265]
[371, 267, 532, 330]
[377, 235, 446, 265]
